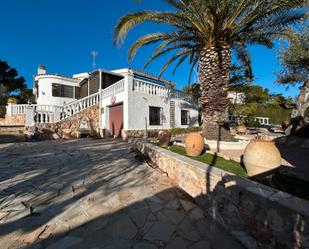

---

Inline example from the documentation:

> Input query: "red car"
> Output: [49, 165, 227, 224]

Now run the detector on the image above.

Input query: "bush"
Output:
[146, 127, 202, 138]
[0, 105, 6, 118]
[170, 126, 201, 135]
[243, 117, 260, 127]
[230, 103, 291, 125]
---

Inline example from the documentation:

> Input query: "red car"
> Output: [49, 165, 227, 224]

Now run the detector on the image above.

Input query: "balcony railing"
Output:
[102, 79, 125, 98]
[132, 79, 194, 102]
[133, 79, 169, 97]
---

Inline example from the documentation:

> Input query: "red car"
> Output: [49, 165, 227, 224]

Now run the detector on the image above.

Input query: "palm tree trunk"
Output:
[199, 46, 233, 141]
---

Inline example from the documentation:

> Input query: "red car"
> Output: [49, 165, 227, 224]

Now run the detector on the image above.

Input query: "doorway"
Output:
[109, 103, 123, 137]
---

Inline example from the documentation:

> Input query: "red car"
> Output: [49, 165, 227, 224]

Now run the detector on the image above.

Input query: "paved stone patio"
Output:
[0, 139, 244, 249]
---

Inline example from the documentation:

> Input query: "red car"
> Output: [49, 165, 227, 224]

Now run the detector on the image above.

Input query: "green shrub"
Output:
[243, 117, 260, 127]
[230, 103, 291, 125]
[170, 126, 201, 135]
[147, 130, 159, 138]
[0, 105, 6, 118]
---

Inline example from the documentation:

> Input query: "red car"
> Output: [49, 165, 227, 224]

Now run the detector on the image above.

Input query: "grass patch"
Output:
[259, 173, 309, 200]
[168, 145, 248, 177]
[161, 144, 309, 200]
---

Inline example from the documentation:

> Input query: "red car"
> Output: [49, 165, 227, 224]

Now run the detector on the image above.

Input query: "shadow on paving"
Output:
[20, 187, 243, 249]
[0, 138, 244, 249]
[275, 136, 309, 180]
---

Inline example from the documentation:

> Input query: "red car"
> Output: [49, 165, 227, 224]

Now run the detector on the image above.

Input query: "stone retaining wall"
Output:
[0, 114, 25, 126]
[129, 139, 309, 249]
[26, 104, 100, 139]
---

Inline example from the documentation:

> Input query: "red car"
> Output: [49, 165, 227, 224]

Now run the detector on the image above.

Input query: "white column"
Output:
[99, 70, 103, 129]
[123, 75, 132, 130]
[6, 103, 13, 116]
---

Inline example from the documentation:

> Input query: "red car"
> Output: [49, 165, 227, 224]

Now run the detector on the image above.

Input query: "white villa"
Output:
[21, 65, 198, 137]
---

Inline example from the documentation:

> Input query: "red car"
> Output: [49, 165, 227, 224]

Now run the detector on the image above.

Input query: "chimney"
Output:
[37, 65, 46, 75]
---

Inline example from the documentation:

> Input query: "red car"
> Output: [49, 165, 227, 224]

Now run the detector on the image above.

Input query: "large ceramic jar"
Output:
[243, 139, 281, 176]
[185, 132, 204, 156]
[158, 130, 171, 147]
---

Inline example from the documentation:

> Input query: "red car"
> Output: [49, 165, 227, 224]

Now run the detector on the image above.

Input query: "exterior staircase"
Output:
[0, 125, 25, 144]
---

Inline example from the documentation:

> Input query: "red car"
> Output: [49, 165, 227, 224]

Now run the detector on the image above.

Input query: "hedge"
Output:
[0, 105, 6, 118]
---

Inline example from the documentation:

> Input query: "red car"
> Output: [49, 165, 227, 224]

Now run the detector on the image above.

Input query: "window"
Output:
[181, 110, 189, 125]
[149, 106, 161, 125]
[52, 83, 74, 98]
[75, 87, 80, 99]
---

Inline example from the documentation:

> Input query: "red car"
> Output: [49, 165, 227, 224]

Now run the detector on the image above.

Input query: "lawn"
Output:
[164, 145, 309, 200]
[168, 145, 248, 177]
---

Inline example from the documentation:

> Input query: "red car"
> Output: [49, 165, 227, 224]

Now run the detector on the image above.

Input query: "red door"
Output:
[109, 103, 123, 137]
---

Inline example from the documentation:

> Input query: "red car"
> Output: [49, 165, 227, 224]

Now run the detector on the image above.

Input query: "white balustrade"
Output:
[228, 115, 270, 125]
[132, 79, 194, 102]
[102, 79, 125, 98]
[11, 104, 32, 115]
[62, 91, 100, 119]
[133, 79, 169, 97]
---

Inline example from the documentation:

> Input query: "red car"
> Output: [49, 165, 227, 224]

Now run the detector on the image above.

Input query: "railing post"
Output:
[6, 103, 13, 116]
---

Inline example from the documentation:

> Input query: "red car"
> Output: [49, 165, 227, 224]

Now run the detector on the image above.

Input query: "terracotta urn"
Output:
[7, 97, 17, 104]
[237, 124, 247, 134]
[243, 139, 281, 176]
[281, 120, 290, 130]
[158, 130, 171, 147]
[184, 132, 204, 156]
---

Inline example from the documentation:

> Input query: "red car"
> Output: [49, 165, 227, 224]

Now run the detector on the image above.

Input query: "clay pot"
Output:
[237, 124, 247, 134]
[7, 97, 17, 104]
[281, 120, 290, 130]
[185, 132, 204, 156]
[243, 139, 281, 176]
[158, 130, 171, 147]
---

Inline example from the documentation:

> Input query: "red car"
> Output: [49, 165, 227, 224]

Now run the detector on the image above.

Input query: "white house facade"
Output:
[29, 66, 198, 137]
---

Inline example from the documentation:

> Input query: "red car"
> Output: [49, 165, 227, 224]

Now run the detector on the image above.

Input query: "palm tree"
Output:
[277, 22, 309, 117]
[114, 0, 307, 140]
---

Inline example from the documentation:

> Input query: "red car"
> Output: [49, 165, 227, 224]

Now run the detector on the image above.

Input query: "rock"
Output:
[52, 133, 60, 140]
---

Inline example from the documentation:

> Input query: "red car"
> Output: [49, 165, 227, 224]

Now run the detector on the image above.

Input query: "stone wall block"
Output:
[129, 138, 309, 249]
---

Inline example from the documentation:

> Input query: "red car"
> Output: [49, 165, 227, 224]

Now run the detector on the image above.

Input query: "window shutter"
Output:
[188, 111, 190, 125]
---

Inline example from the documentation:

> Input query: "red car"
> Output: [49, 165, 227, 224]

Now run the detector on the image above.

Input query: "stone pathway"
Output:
[0, 139, 244, 249]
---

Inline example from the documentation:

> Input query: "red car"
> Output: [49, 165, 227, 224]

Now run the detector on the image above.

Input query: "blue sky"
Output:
[0, 0, 299, 97]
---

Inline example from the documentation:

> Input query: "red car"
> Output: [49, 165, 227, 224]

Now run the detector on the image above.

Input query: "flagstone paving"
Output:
[0, 139, 244, 249]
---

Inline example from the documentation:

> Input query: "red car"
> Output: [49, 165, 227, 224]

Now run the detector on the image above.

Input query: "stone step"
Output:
[0, 126, 26, 143]
[0, 125, 25, 135]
